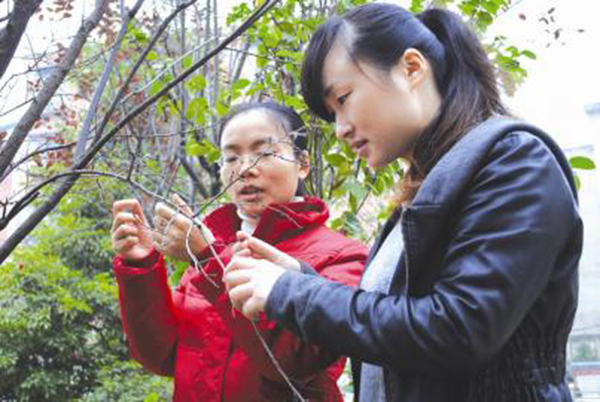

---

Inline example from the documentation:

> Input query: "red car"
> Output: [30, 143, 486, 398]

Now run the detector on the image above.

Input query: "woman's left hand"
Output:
[152, 194, 215, 262]
[223, 255, 286, 320]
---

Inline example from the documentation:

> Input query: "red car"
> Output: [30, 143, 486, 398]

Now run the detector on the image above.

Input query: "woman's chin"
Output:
[237, 203, 266, 218]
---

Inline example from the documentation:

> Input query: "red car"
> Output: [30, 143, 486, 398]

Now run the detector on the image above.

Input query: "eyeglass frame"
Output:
[217, 136, 302, 170]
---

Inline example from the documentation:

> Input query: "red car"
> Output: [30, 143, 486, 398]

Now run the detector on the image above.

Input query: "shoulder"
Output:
[490, 130, 553, 158]
[463, 130, 579, 228]
[481, 130, 574, 195]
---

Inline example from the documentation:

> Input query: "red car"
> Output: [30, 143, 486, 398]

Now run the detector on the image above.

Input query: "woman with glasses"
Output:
[110, 102, 367, 401]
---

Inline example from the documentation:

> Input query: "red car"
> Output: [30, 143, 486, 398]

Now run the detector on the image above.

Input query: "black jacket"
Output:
[266, 118, 583, 401]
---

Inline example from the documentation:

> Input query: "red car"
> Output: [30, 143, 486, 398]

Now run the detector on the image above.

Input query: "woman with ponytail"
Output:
[224, 4, 582, 401]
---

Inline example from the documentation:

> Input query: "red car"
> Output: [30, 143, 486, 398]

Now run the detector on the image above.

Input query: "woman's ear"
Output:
[298, 150, 310, 179]
[392, 48, 429, 90]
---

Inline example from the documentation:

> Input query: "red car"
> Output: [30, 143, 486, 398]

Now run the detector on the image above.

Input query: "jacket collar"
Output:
[203, 196, 329, 245]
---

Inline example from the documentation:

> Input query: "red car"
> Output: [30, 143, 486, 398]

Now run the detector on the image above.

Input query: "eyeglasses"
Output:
[218, 149, 291, 170]
[218, 137, 303, 170]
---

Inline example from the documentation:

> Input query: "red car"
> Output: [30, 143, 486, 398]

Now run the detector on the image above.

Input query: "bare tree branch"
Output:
[0, 0, 109, 179]
[0, 0, 43, 81]
[0, 141, 76, 182]
[0, 0, 282, 263]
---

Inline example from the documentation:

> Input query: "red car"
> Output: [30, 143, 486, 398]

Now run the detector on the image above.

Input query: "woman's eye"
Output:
[224, 155, 238, 164]
[337, 93, 350, 105]
[258, 151, 275, 159]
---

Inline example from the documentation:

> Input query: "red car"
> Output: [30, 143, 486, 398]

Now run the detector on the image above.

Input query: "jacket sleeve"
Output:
[191, 239, 367, 382]
[113, 250, 178, 376]
[265, 132, 581, 376]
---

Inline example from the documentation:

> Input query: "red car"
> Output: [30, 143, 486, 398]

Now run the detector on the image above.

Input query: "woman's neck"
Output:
[236, 197, 304, 234]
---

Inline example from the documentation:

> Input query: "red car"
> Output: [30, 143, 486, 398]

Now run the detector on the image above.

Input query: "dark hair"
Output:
[217, 101, 309, 195]
[301, 3, 507, 203]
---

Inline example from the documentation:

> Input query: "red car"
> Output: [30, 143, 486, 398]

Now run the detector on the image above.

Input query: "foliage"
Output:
[0, 183, 172, 401]
[1, 0, 591, 399]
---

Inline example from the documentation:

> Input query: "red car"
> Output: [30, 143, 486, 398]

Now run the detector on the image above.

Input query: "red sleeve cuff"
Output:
[113, 249, 164, 277]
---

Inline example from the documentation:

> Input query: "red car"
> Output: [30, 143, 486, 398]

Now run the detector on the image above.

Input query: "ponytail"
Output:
[399, 9, 507, 203]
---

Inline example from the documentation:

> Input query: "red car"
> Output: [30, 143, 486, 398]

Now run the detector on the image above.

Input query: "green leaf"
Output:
[409, 0, 426, 13]
[182, 55, 193, 69]
[132, 28, 149, 43]
[150, 81, 164, 97]
[146, 51, 158, 61]
[340, 211, 362, 238]
[326, 154, 347, 167]
[186, 75, 207, 93]
[476, 11, 494, 29]
[216, 101, 229, 117]
[232, 78, 251, 91]
[257, 56, 268, 68]
[144, 393, 160, 402]
[482, 1, 500, 15]
[186, 141, 203, 156]
[459, 2, 476, 16]
[521, 50, 537, 60]
[186, 97, 209, 124]
[570, 156, 596, 170]
[185, 139, 221, 163]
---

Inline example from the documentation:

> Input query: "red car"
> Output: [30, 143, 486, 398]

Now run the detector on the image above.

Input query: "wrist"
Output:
[124, 248, 159, 268]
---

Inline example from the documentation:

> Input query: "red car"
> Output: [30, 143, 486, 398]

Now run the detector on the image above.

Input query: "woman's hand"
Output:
[232, 232, 301, 272]
[223, 255, 286, 320]
[112, 199, 154, 261]
[152, 194, 215, 262]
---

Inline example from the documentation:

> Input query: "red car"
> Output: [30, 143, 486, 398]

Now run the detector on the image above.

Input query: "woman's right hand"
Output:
[232, 232, 301, 272]
[111, 199, 154, 262]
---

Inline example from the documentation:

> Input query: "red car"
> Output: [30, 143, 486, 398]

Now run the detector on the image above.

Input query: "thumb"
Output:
[172, 193, 193, 216]
[130, 201, 148, 226]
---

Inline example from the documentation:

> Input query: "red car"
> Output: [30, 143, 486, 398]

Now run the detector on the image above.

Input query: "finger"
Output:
[111, 212, 138, 233]
[152, 230, 168, 249]
[113, 199, 139, 216]
[152, 215, 167, 231]
[232, 240, 249, 255]
[114, 199, 146, 224]
[172, 193, 194, 216]
[242, 297, 263, 320]
[113, 223, 139, 241]
[224, 255, 254, 275]
[155, 202, 175, 220]
[236, 231, 250, 242]
[223, 267, 253, 288]
[228, 282, 254, 311]
[236, 249, 252, 258]
[114, 236, 139, 252]
[242, 234, 282, 261]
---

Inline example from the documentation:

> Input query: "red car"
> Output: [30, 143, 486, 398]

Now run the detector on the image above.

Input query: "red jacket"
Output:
[113, 197, 367, 401]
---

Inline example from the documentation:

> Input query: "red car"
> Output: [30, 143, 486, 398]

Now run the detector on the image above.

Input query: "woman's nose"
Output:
[238, 156, 259, 178]
[335, 117, 353, 141]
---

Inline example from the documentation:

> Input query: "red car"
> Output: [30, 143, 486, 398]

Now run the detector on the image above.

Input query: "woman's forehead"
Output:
[322, 42, 358, 92]
[221, 110, 288, 149]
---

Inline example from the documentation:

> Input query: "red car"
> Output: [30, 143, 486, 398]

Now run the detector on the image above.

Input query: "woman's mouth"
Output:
[354, 140, 368, 157]
[238, 185, 264, 200]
